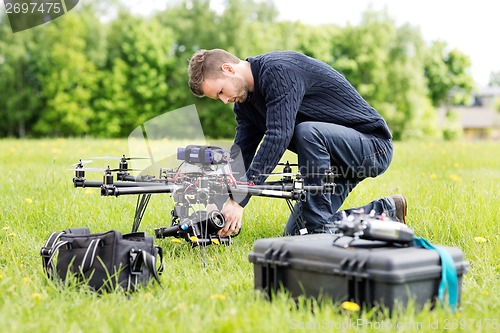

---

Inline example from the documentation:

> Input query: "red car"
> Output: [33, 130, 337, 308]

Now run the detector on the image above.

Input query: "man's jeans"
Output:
[285, 122, 395, 235]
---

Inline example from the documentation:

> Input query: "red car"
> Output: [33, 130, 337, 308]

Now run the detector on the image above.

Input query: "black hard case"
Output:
[248, 234, 468, 310]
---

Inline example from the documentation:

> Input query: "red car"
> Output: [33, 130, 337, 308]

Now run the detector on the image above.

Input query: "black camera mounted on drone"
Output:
[71, 145, 336, 247]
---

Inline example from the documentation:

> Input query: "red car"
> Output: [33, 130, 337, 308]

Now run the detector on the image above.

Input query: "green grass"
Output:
[0, 138, 499, 333]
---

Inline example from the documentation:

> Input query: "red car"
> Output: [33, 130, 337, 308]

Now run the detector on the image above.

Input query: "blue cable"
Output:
[413, 237, 459, 312]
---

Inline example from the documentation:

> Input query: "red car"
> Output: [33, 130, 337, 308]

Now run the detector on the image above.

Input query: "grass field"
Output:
[0, 138, 498, 332]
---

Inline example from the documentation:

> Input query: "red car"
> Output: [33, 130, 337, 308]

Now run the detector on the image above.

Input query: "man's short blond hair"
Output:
[188, 49, 240, 97]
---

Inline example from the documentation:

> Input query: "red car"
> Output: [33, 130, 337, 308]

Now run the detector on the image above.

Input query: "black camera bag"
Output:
[40, 227, 163, 292]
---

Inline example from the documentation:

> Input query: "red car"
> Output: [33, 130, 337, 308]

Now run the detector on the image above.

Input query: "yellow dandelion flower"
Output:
[23, 277, 30, 285]
[8, 233, 16, 237]
[453, 163, 460, 168]
[189, 236, 199, 242]
[25, 198, 33, 204]
[482, 290, 489, 295]
[171, 239, 182, 244]
[84, 188, 94, 195]
[0, 273, 4, 280]
[430, 174, 437, 179]
[2, 226, 9, 231]
[474, 237, 487, 243]
[31, 293, 43, 301]
[210, 294, 227, 301]
[341, 301, 360, 312]
[450, 174, 461, 182]
[212, 239, 221, 245]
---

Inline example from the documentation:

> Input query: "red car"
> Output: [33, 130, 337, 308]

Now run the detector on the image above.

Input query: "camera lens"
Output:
[207, 211, 225, 230]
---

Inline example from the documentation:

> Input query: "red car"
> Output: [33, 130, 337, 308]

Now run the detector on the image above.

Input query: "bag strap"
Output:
[40, 231, 66, 279]
[413, 237, 458, 312]
[81, 238, 101, 272]
[129, 247, 163, 287]
[155, 246, 164, 274]
[41, 231, 102, 279]
[41, 231, 65, 254]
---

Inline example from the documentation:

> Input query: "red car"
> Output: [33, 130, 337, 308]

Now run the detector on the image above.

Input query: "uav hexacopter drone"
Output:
[71, 145, 336, 247]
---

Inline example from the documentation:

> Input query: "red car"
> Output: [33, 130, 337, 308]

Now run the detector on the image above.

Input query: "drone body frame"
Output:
[72, 146, 336, 247]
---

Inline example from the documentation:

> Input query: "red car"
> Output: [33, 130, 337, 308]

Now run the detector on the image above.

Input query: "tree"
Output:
[424, 41, 475, 106]
[330, 10, 439, 139]
[153, 0, 230, 138]
[0, 14, 41, 137]
[155, 0, 284, 139]
[385, 23, 440, 140]
[92, 10, 177, 137]
[28, 13, 99, 136]
[0, 4, 480, 140]
[295, 23, 340, 63]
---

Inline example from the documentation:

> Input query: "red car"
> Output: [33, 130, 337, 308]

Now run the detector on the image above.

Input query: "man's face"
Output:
[202, 74, 249, 104]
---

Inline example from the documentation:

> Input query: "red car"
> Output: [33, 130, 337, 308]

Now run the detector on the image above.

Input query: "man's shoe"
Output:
[390, 194, 407, 224]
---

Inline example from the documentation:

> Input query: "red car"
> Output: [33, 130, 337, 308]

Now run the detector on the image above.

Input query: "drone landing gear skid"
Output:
[133, 194, 151, 233]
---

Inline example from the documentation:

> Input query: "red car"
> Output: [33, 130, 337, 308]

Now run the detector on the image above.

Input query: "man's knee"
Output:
[294, 122, 322, 142]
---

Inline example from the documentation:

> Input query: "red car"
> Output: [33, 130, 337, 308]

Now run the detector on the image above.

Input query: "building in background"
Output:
[439, 86, 500, 140]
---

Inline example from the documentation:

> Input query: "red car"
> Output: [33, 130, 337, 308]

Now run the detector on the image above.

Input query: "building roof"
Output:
[477, 86, 500, 97]
[438, 106, 500, 129]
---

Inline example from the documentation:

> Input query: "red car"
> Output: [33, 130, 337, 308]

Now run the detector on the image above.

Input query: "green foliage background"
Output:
[0, 0, 475, 140]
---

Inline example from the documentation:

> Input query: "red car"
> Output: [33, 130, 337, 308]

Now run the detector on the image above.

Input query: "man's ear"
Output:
[221, 63, 236, 74]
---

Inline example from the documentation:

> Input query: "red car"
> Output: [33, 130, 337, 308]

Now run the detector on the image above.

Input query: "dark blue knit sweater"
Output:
[233, 51, 391, 206]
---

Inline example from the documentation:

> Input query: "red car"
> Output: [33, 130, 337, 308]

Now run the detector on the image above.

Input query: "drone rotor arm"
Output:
[101, 184, 179, 197]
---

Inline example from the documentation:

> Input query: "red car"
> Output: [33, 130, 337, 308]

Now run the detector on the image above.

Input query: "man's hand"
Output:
[218, 198, 244, 237]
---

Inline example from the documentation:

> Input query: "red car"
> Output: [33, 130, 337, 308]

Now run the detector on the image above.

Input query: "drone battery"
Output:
[248, 234, 468, 310]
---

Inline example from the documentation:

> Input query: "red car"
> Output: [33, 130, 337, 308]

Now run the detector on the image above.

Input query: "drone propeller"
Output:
[70, 159, 93, 167]
[90, 155, 149, 161]
[68, 167, 142, 172]
[277, 162, 298, 167]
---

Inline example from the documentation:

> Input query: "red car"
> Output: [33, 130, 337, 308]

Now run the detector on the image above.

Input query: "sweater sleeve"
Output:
[230, 104, 263, 207]
[233, 103, 263, 173]
[248, 64, 305, 185]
